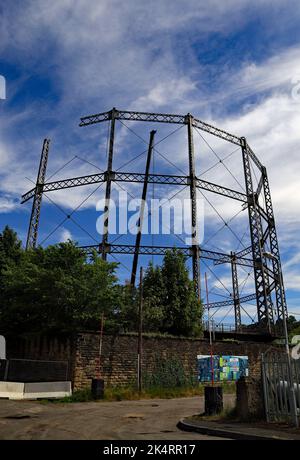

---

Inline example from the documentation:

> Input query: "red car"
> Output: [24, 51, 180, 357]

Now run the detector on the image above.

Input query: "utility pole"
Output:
[205, 272, 214, 386]
[137, 267, 143, 393]
[97, 313, 105, 379]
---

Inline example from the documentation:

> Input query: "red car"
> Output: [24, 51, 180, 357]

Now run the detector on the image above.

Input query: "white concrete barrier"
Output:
[0, 382, 24, 399]
[0, 381, 72, 400]
[0, 336, 5, 359]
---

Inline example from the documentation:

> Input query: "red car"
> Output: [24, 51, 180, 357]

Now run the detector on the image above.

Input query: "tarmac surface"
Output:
[0, 395, 235, 440]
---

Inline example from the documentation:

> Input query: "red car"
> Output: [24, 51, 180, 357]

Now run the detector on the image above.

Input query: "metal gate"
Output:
[262, 351, 300, 425]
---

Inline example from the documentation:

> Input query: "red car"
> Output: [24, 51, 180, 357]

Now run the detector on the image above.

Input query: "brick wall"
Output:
[73, 332, 279, 390]
[6, 332, 280, 390]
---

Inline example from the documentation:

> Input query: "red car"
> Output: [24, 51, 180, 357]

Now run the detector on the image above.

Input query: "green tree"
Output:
[142, 262, 165, 332]
[0, 226, 23, 314]
[0, 226, 22, 263]
[0, 225, 22, 282]
[287, 315, 300, 339]
[142, 249, 203, 337]
[116, 282, 139, 332]
[161, 249, 202, 336]
[0, 227, 203, 338]
[79, 251, 121, 331]
[0, 237, 121, 335]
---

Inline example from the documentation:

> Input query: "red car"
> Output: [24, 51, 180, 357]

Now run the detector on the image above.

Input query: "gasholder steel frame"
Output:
[22, 108, 288, 335]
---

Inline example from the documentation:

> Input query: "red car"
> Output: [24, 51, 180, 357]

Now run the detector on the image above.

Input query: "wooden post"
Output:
[98, 312, 105, 379]
[91, 313, 105, 400]
[205, 272, 214, 386]
[137, 267, 143, 392]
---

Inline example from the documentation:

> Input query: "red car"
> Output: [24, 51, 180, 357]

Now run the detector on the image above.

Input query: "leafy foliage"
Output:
[142, 262, 165, 332]
[143, 356, 196, 388]
[142, 249, 203, 336]
[288, 315, 300, 339]
[0, 227, 121, 335]
[0, 227, 203, 337]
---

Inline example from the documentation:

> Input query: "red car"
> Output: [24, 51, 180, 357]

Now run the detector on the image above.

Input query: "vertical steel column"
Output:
[230, 252, 242, 331]
[186, 114, 200, 301]
[102, 108, 116, 260]
[131, 130, 156, 287]
[261, 166, 288, 327]
[241, 137, 273, 333]
[26, 139, 50, 249]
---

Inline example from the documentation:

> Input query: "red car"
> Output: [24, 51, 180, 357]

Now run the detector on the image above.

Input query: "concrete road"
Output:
[0, 395, 234, 440]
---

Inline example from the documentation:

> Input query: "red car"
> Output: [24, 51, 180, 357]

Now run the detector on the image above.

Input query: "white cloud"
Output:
[216, 93, 300, 221]
[212, 46, 300, 105]
[60, 228, 72, 242]
[0, 141, 10, 169]
[133, 78, 198, 111]
[0, 0, 300, 311]
[0, 194, 19, 213]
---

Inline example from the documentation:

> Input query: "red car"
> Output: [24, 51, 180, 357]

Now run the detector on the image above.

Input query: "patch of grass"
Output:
[222, 405, 238, 419]
[41, 387, 94, 404]
[190, 406, 238, 423]
[137, 385, 203, 400]
[104, 386, 140, 401]
[65, 387, 94, 402]
[44, 381, 236, 404]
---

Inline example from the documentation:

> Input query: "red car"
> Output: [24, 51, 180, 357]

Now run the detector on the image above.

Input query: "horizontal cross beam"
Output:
[203, 292, 257, 309]
[21, 173, 106, 203]
[21, 171, 247, 204]
[79, 109, 186, 127]
[79, 108, 242, 147]
[214, 245, 252, 265]
[79, 110, 264, 171]
[236, 245, 253, 258]
[80, 243, 254, 267]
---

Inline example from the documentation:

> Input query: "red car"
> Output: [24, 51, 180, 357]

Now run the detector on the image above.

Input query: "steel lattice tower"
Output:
[22, 108, 288, 337]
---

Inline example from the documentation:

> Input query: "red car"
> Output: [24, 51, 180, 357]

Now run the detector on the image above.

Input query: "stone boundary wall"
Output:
[6, 332, 280, 390]
[73, 333, 278, 390]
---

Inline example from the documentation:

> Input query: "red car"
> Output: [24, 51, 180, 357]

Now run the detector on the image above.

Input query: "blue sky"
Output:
[0, 0, 300, 325]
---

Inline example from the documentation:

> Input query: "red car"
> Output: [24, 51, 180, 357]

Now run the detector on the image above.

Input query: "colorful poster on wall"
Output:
[197, 355, 249, 382]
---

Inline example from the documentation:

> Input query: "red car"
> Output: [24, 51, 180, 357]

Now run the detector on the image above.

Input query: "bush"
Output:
[144, 356, 196, 389]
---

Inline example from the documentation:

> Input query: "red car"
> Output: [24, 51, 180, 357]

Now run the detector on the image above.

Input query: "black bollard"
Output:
[204, 386, 223, 415]
[91, 378, 104, 400]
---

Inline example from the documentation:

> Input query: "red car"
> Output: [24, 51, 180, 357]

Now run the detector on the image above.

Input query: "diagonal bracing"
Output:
[21, 108, 288, 336]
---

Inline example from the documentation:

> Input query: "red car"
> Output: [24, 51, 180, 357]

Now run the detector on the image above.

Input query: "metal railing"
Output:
[203, 321, 237, 334]
[0, 358, 69, 383]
